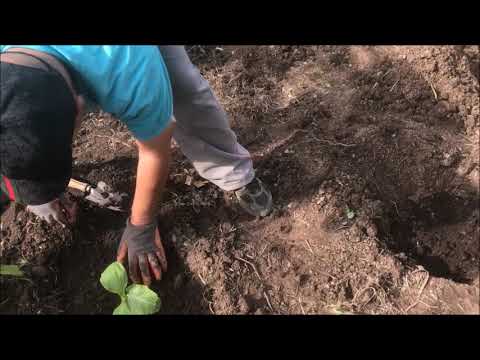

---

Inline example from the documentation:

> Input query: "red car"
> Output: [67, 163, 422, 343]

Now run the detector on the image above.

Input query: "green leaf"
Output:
[100, 262, 128, 297]
[346, 208, 355, 220]
[113, 300, 132, 315]
[328, 307, 354, 315]
[0, 264, 24, 277]
[125, 284, 161, 315]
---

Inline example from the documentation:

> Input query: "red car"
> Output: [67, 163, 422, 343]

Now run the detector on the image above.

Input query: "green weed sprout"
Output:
[100, 262, 161, 315]
[0, 264, 24, 277]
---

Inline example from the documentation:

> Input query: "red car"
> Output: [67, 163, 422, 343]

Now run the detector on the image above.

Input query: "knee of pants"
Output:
[169, 64, 211, 103]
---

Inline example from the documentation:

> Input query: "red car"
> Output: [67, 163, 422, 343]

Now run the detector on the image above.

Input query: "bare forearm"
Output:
[130, 122, 175, 225]
[131, 150, 170, 225]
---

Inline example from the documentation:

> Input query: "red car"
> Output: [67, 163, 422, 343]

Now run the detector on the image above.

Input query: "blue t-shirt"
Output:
[0, 45, 173, 141]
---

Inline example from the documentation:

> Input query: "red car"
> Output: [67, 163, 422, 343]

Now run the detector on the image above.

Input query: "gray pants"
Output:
[158, 46, 254, 192]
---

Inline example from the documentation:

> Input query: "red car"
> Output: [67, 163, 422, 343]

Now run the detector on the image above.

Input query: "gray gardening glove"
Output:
[117, 218, 168, 285]
[26, 194, 77, 227]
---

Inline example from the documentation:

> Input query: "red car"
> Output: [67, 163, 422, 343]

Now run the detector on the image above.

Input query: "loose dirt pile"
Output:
[1, 46, 478, 314]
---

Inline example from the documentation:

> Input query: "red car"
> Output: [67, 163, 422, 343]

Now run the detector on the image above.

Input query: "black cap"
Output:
[0, 61, 76, 205]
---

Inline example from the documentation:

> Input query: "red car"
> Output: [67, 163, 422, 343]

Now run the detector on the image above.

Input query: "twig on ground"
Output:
[418, 300, 437, 309]
[391, 201, 400, 217]
[208, 302, 215, 314]
[299, 299, 306, 315]
[310, 136, 357, 147]
[390, 79, 400, 92]
[353, 286, 377, 309]
[259, 244, 269, 257]
[292, 130, 357, 148]
[333, 224, 349, 231]
[197, 273, 207, 286]
[235, 256, 262, 281]
[228, 72, 243, 85]
[382, 69, 393, 79]
[264, 291, 274, 312]
[404, 271, 430, 313]
[429, 81, 438, 101]
[304, 239, 314, 254]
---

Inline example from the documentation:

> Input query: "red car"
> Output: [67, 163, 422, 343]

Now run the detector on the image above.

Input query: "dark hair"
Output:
[0, 62, 76, 205]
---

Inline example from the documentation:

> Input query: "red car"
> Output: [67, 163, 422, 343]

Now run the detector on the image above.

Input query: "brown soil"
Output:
[1, 45, 479, 315]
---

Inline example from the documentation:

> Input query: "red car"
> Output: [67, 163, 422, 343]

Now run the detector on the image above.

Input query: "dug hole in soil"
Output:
[1, 46, 479, 314]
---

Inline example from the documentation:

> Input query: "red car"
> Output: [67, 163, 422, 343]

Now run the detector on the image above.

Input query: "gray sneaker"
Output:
[235, 178, 273, 217]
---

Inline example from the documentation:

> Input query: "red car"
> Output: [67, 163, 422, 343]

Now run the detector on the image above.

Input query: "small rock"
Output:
[366, 223, 378, 237]
[421, 49, 432, 58]
[466, 115, 476, 126]
[437, 100, 457, 113]
[458, 104, 467, 114]
[254, 308, 265, 315]
[237, 297, 251, 313]
[441, 152, 458, 167]
[231, 260, 240, 271]
[450, 78, 460, 88]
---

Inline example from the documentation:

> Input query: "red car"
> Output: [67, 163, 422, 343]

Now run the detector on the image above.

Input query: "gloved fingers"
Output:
[147, 252, 162, 281]
[156, 251, 168, 274]
[138, 253, 152, 286]
[116, 239, 128, 264]
[153, 228, 168, 272]
[128, 254, 142, 284]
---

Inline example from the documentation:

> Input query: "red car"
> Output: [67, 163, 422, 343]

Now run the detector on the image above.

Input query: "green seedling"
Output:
[100, 262, 161, 315]
[0, 264, 24, 277]
[327, 306, 355, 315]
[346, 207, 356, 220]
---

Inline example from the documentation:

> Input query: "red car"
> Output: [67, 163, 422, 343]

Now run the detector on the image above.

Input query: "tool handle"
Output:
[68, 178, 91, 193]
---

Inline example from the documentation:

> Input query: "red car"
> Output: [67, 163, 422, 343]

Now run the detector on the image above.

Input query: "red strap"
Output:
[2, 176, 16, 201]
